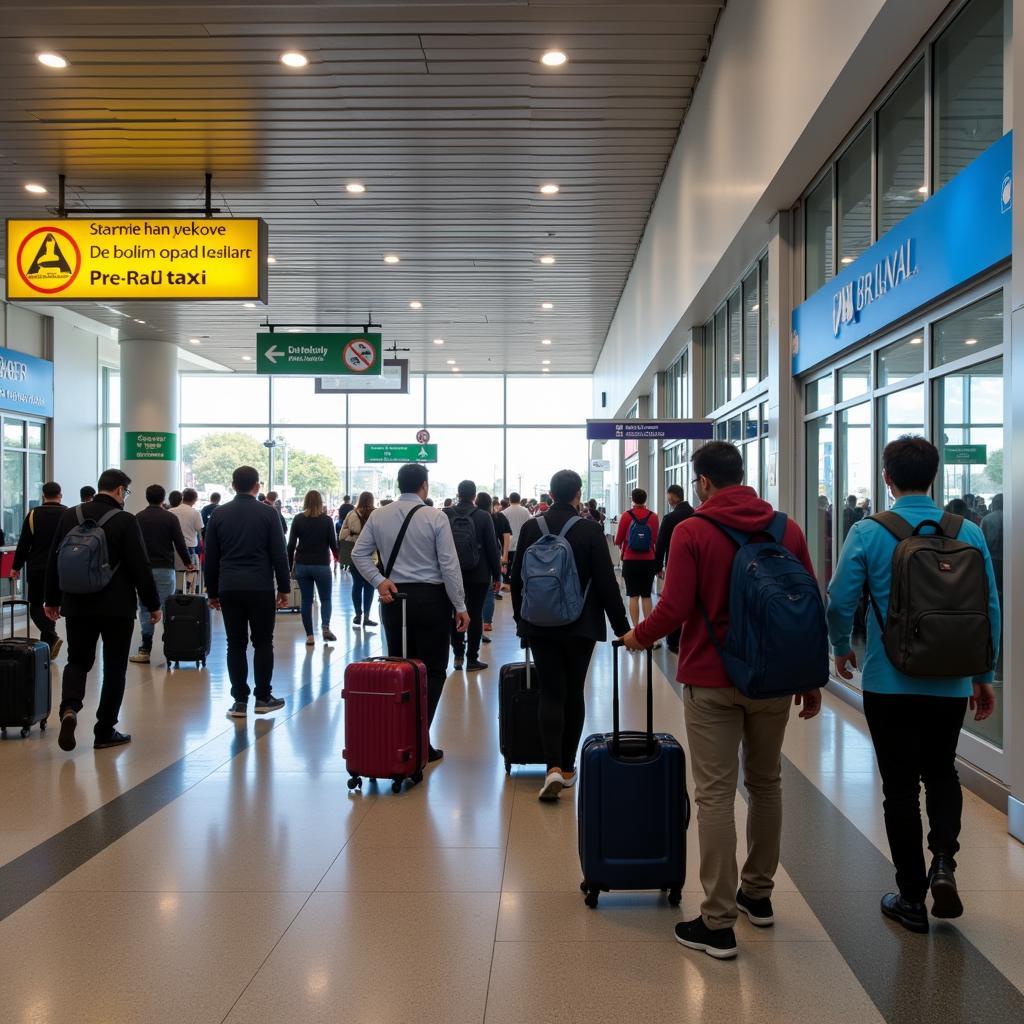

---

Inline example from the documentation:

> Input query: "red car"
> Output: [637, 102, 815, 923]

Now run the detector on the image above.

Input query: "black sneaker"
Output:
[453, 658, 464, 671]
[674, 917, 738, 960]
[428, 746, 444, 763]
[482, 635, 492, 644]
[322, 628, 338, 643]
[466, 660, 488, 671]
[94, 729, 131, 750]
[364, 619, 378, 628]
[227, 701, 248, 718]
[736, 888, 774, 927]
[255, 696, 286, 714]
[880, 892, 929, 933]
[57, 709, 77, 751]
[353, 613, 362, 627]
[929, 856, 964, 919]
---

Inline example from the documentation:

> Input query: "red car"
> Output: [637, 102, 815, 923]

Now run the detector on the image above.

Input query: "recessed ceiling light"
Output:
[243, 302, 256, 308]
[965, 337, 978, 346]
[452, 366, 461, 373]
[384, 254, 400, 264]
[446, 359, 456, 365]
[188, 338, 201, 345]
[24, 183, 47, 194]
[346, 182, 366, 194]
[133, 318, 146, 324]
[541, 302, 553, 310]
[540, 183, 560, 195]
[433, 338, 445, 345]
[287, 327, 303, 333]
[910, 336, 923, 345]
[241, 355, 252, 361]
[918, 185, 929, 194]
[267, 256, 277, 264]
[750, 304, 759, 312]
[540, 255, 556, 265]
[280, 51, 308, 68]
[542, 359, 551, 365]
[841, 256, 854, 265]
[541, 338, 552, 345]
[37, 53, 68, 69]
[542, 367, 550, 373]
[541, 50, 567, 67]
[409, 300, 422, 309]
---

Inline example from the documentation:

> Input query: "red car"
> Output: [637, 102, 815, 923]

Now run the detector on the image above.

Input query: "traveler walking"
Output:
[130, 484, 194, 664]
[340, 492, 378, 627]
[204, 466, 291, 718]
[288, 489, 339, 645]
[615, 488, 660, 637]
[828, 436, 1000, 933]
[503, 492, 532, 580]
[265, 492, 288, 534]
[622, 441, 824, 959]
[445, 480, 501, 671]
[512, 470, 630, 801]
[170, 487, 204, 579]
[654, 483, 694, 654]
[11, 480, 67, 656]
[201, 492, 221, 533]
[351, 463, 469, 761]
[79, 485, 96, 503]
[44, 469, 161, 751]
[478, 492, 510, 641]
[337, 495, 355, 522]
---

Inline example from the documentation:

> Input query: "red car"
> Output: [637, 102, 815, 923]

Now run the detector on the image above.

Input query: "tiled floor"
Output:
[1, 575, 1023, 1024]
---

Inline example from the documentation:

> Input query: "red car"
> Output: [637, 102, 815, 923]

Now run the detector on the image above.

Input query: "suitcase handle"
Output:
[3, 575, 32, 640]
[611, 640, 654, 757]
[390, 592, 424, 769]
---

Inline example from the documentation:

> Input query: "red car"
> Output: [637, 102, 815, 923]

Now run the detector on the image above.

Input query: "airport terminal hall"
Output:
[3, 1, 1024, 1022]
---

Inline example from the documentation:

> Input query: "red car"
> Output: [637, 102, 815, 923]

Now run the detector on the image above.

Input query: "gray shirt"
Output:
[352, 493, 467, 612]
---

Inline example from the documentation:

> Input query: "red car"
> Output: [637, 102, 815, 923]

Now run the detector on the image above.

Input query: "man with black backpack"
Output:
[44, 469, 161, 752]
[622, 442, 824, 959]
[444, 479, 501, 671]
[828, 436, 1000, 934]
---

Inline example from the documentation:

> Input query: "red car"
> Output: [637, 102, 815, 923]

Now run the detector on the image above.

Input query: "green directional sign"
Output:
[256, 332, 382, 376]
[124, 431, 177, 461]
[364, 444, 437, 464]
[944, 444, 987, 465]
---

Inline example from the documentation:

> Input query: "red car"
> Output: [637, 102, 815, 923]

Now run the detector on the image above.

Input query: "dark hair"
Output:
[42, 481, 61, 499]
[168, 490, 183, 507]
[540, 493, 551, 504]
[587, 498, 598, 509]
[181, 488, 198, 504]
[475, 492, 492, 512]
[266, 491, 279, 503]
[233, 465, 260, 493]
[882, 435, 938, 493]
[666, 484, 684, 500]
[397, 462, 429, 494]
[457, 479, 476, 502]
[210, 492, 221, 502]
[356, 490, 375, 523]
[508, 492, 521, 503]
[945, 498, 969, 516]
[146, 484, 166, 505]
[425, 497, 434, 506]
[98, 468, 131, 493]
[992, 493, 1003, 512]
[550, 469, 583, 504]
[692, 441, 744, 488]
[631, 488, 647, 505]
[443, 498, 453, 507]
[80, 485, 96, 502]
[343, 495, 351, 502]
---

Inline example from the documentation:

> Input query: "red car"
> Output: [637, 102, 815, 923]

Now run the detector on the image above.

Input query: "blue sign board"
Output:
[0, 349, 54, 418]
[792, 131, 1012, 375]
[587, 419, 714, 441]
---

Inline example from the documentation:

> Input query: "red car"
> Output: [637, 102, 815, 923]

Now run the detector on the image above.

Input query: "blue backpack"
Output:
[696, 512, 827, 698]
[520, 516, 590, 627]
[626, 510, 654, 553]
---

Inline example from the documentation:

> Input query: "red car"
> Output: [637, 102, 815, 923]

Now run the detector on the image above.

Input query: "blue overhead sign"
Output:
[587, 419, 714, 441]
[792, 131, 1012, 375]
[0, 349, 54, 418]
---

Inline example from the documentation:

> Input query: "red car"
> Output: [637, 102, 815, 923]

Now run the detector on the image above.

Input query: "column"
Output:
[119, 338, 179, 514]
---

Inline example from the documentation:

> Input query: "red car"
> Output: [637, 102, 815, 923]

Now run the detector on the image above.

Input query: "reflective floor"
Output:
[1, 575, 1023, 1024]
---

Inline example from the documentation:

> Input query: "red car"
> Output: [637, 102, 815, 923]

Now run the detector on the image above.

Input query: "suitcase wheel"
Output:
[20, 726, 30, 738]
[0, 726, 5, 737]
[411, 770, 423, 786]
[583, 886, 599, 909]
[39, 718, 47, 731]
[391, 779, 403, 794]
[347, 776, 362, 791]
[667, 888, 682, 907]
[504, 761, 511, 775]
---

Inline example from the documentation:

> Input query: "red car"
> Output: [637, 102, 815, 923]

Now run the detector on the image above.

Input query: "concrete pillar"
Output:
[119, 338, 178, 514]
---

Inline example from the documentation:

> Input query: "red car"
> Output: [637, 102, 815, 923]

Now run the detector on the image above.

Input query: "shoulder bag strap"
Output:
[691, 512, 749, 549]
[96, 508, 123, 528]
[935, 512, 963, 538]
[557, 515, 582, 539]
[767, 512, 788, 544]
[75, 505, 86, 526]
[383, 503, 424, 579]
[866, 510, 914, 542]
[537, 517, 550, 536]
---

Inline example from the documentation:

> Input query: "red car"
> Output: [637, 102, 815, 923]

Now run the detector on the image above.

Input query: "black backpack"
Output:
[449, 507, 482, 571]
[866, 511, 993, 678]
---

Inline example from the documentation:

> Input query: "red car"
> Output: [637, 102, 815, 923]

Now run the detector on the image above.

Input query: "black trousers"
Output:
[60, 615, 136, 736]
[530, 635, 597, 772]
[382, 583, 452, 728]
[220, 590, 277, 703]
[452, 580, 489, 661]
[863, 690, 968, 903]
[29, 603, 58, 646]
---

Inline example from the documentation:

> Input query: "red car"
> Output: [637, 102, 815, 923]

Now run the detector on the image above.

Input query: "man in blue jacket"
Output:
[827, 436, 999, 934]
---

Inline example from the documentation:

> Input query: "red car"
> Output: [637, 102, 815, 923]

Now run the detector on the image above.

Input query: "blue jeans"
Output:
[350, 565, 375, 619]
[295, 563, 333, 635]
[138, 568, 177, 650]
[482, 586, 496, 625]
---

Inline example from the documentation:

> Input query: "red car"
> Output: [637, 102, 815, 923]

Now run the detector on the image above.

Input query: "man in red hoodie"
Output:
[622, 441, 821, 959]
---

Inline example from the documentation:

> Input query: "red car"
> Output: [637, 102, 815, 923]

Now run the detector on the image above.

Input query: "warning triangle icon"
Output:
[27, 233, 72, 275]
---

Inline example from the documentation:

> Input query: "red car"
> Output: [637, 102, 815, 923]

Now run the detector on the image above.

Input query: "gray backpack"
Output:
[56, 506, 122, 595]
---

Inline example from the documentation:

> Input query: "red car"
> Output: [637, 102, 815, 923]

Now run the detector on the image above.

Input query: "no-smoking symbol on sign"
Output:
[343, 337, 377, 373]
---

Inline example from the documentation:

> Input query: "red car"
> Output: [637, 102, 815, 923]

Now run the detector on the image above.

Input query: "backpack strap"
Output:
[691, 512, 750, 549]
[557, 516, 583, 539]
[75, 505, 86, 526]
[537, 517, 550, 536]
[96, 508, 123, 528]
[934, 512, 963, 538]
[866, 510, 914, 542]
[766, 512, 788, 544]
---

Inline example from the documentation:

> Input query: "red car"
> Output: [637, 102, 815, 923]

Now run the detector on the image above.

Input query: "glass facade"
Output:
[0, 415, 48, 545]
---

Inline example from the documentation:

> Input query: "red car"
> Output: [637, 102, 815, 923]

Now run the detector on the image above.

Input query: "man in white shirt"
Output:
[502, 492, 532, 584]
[170, 488, 205, 581]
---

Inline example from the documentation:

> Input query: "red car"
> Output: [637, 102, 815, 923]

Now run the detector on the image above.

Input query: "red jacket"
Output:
[634, 486, 814, 688]
[615, 506, 659, 561]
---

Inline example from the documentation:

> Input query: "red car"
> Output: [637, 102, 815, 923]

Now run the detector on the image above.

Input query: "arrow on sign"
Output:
[264, 345, 284, 364]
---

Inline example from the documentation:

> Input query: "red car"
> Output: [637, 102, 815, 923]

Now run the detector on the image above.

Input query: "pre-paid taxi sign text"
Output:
[5, 218, 268, 301]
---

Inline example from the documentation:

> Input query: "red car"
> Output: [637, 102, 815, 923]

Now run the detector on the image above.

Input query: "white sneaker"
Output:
[538, 770, 564, 802]
[561, 771, 577, 789]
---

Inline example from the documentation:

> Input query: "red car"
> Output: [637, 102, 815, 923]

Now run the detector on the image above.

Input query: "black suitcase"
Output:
[578, 642, 689, 909]
[162, 593, 212, 668]
[499, 644, 546, 774]
[0, 598, 52, 738]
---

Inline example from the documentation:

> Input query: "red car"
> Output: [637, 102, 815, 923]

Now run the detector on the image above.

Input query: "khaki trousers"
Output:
[683, 684, 792, 930]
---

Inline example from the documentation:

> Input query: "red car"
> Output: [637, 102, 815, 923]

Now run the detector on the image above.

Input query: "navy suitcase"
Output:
[163, 593, 212, 668]
[578, 642, 689, 908]
[498, 644, 546, 774]
[0, 598, 52, 738]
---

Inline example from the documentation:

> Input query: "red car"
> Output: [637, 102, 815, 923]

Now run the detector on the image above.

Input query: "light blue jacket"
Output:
[826, 496, 1001, 698]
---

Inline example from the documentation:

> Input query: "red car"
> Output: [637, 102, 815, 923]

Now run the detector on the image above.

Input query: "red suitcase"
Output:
[342, 593, 428, 793]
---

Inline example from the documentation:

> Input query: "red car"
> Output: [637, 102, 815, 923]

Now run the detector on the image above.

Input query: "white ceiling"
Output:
[0, 0, 724, 373]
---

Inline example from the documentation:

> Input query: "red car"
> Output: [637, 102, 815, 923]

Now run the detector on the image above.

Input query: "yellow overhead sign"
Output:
[5, 218, 268, 302]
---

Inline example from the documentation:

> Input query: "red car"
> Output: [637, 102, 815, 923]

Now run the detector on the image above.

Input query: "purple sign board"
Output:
[586, 419, 714, 441]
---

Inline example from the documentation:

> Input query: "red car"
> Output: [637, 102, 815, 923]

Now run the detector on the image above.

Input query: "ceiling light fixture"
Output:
[280, 51, 308, 68]
[188, 338, 201, 345]
[384, 254, 400, 264]
[542, 359, 551, 365]
[24, 183, 47, 194]
[267, 256, 277, 264]
[346, 182, 366, 194]
[452, 366, 461, 373]
[134, 318, 146, 324]
[541, 338, 552, 345]
[288, 327, 303, 333]
[433, 338, 445, 345]
[446, 359, 456, 365]
[540, 183, 559, 195]
[542, 367, 550, 373]
[541, 302, 553, 310]
[541, 50, 567, 67]
[37, 52, 68, 69]
[918, 185, 929, 194]
[540, 255, 556, 265]
[241, 355, 252, 361]
[243, 302, 256, 308]
[841, 256, 854, 265]
[965, 337, 978, 346]
[409, 300, 422, 309]
[910, 336, 923, 345]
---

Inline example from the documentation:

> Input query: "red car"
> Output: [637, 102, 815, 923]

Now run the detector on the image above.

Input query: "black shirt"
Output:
[492, 511, 512, 552]
[204, 493, 291, 597]
[288, 512, 340, 567]
[137, 505, 193, 570]
[444, 501, 502, 584]
[13, 502, 66, 602]
[654, 501, 695, 574]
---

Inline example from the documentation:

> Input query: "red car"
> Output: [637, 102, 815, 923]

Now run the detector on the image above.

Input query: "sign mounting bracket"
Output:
[54, 172, 222, 218]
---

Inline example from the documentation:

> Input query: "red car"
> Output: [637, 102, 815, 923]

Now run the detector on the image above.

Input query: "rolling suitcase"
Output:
[0, 596, 52, 738]
[278, 576, 304, 614]
[162, 593, 212, 668]
[578, 641, 689, 908]
[342, 593, 428, 794]
[499, 643, 546, 774]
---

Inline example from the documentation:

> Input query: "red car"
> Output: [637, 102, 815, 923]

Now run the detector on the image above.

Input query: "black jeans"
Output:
[452, 580, 489, 661]
[382, 583, 452, 728]
[60, 615, 136, 737]
[30, 603, 58, 647]
[530, 635, 597, 772]
[862, 690, 968, 903]
[220, 590, 277, 703]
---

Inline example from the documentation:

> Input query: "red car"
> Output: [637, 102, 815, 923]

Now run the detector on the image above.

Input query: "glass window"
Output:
[105, 428, 121, 471]
[501, 428, 589, 504]
[878, 61, 926, 234]
[27, 422, 45, 450]
[181, 376, 269, 425]
[742, 269, 759, 391]
[838, 356, 871, 402]
[266, 428, 346, 510]
[105, 370, 121, 425]
[664, 442, 688, 490]
[805, 170, 834, 295]
[933, 291, 1003, 366]
[714, 308, 727, 409]
[28, 453, 45, 511]
[703, 320, 714, 416]
[426, 376, 503, 424]
[432, 426, 507, 499]
[506, 376, 592, 425]
[3, 420, 24, 448]
[880, 385, 925, 509]
[2, 451, 25, 543]
[837, 126, 873, 266]
[744, 439, 760, 497]
[181, 427, 272, 495]
[728, 289, 742, 399]
[878, 333, 924, 386]
[934, 0, 1006, 190]
[349, 373, 425, 426]
[727, 416, 742, 442]
[806, 374, 834, 413]
[348, 427, 424, 503]
[758, 254, 770, 382]
[271, 377, 347, 425]
[806, 416, 834, 591]
[838, 403, 872, 553]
